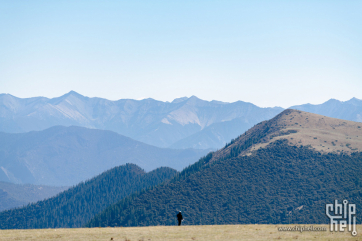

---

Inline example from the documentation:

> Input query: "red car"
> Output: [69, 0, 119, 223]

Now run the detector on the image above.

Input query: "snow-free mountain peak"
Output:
[210, 109, 362, 163]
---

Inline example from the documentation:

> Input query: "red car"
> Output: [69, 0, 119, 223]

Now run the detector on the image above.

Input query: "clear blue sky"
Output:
[1, 1, 361, 108]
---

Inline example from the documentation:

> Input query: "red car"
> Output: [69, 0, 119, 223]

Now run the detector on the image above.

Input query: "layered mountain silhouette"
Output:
[84, 110, 362, 227]
[0, 91, 283, 149]
[0, 126, 208, 186]
[0, 164, 177, 229]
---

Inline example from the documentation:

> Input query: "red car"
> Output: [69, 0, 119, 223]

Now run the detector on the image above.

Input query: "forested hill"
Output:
[86, 141, 362, 227]
[0, 164, 177, 229]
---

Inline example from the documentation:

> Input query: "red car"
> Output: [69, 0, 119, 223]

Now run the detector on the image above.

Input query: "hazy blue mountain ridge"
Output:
[0, 92, 283, 149]
[290, 97, 362, 122]
[170, 108, 281, 149]
[0, 126, 208, 186]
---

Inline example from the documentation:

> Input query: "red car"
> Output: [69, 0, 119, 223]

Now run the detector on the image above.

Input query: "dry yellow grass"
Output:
[246, 109, 362, 155]
[0, 225, 361, 241]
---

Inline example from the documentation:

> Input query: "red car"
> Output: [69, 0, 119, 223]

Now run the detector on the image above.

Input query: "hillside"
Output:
[0, 164, 177, 229]
[211, 109, 362, 163]
[0, 182, 68, 212]
[85, 110, 362, 227]
[0, 92, 283, 149]
[0, 126, 208, 186]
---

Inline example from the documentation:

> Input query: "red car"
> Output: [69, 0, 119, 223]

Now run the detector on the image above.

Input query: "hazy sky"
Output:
[1, 1, 361, 108]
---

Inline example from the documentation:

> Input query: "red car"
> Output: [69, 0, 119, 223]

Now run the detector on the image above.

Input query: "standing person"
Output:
[177, 211, 183, 226]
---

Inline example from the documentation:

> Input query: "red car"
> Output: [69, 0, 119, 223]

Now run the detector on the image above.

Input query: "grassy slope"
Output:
[214, 109, 362, 162]
[0, 225, 361, 241]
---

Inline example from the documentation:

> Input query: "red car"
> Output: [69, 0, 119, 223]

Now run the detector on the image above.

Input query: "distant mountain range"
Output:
[1, 92, 361, 150]
[290, 97, 362, 122]
[0, 91, 283, 149]
[0, 126, 208, 186]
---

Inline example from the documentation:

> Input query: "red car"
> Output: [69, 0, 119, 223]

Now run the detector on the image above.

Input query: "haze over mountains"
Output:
[1, 91, 361, 150]
[0, 91, 283, 149]
[0, 126, 208, 186]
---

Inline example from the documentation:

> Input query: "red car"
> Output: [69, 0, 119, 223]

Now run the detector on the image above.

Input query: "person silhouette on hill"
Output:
[177, 211, 183, 226]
